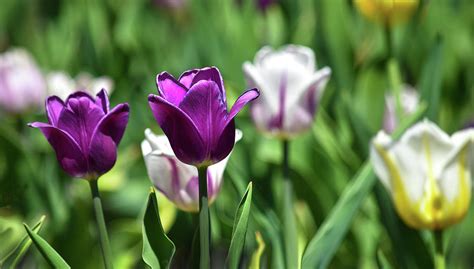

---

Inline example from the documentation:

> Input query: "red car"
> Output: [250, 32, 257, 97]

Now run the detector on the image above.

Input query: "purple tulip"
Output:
[29, 90, 129, 180]
[0, 49, 47, 113]
[148, 67, 259, 166]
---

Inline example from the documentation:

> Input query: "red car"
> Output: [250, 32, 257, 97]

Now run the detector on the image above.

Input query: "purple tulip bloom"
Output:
[148, 67, 259, 166]
[29, 89, 129, 180]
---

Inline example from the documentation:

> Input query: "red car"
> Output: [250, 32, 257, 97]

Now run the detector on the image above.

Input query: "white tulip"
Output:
[141, 129, 242, 212]
[371, 119, 474, 229]
[243, 45, 331, 138]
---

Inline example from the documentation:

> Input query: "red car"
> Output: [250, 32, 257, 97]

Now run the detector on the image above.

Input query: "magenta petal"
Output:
[178, 69, 199, 88]
[46, 96, 65, 126]
[95, 89, 110, 113]
[190, 67, 226, 101]
[28, 122, 88, 178]
[179, 80, 228, 152]
[227, 88, 260, 123]
[212, 119, 235, 163]
[156, 72, 188, 106]
[148, 94, 206, 165]
[57, 96, 105, 151]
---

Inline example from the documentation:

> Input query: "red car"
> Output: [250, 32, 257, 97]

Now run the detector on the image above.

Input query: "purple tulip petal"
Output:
[88, 132, 117, 177]
[179, 80, 228, 154]
[212, 119, 235, 163]
[46, 96, 65, 126]
[227, 88, 260, 123]
[178, 69, 199, 88]
[190, 67, 226, 101]
[149, 94, 206, 164]
[95, 89, 110, 113]
[92, 103, 130, 145]
[28, 122, 88, 177]
[57, 95, 105, 152]
[156, 72, 188, 106]
[65, 91, 95, 105]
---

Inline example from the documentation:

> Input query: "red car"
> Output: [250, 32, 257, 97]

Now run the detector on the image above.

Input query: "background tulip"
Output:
[29, 89, 129, 179]
[383, 85, 419, 133]
[148, 66, 259, 166]
[46, 71, 114, 100]
[354, 0, 419, 26]
[0, 48, 47, 113]
[371, 120, 474, 230]
[243, 45, 331, 139]
[141, 129, 242, 212]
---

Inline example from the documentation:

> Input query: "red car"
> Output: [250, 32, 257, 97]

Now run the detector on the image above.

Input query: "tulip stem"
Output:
[282, 140, 299, 269]
[434, 230, 445, 269]
[89, 179, 114, 269]
[198, 166, 210, 269]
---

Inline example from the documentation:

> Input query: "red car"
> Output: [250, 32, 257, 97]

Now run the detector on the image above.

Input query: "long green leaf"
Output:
[227, 182, 253, 269]
[282, 180, 299, 269]
[1, 216, 45, 268]
[142, 188, 175, 269]
[301, 104, 427, 269]
[249, 231, 265, 269]
[24, 223, 70, 268]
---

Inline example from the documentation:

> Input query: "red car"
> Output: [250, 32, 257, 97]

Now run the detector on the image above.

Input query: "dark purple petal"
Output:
[95, 89, 110, 113]
[227, 88, 260, 123]
[91, 103, 130, 145]
[88, 132, 117, 177]
[28, 122, 88, 177]
[57, 96, 105, 152]
[212, 119, 235, 163]
[179, 80, 228, 155]
[65, 91, 95, 106]
[148, 94, 206, 165]
[156, 72, 188, 106]
[178, 69, 199, 88]
[190, 67, 226, 101]
[46, 96, 65, 126]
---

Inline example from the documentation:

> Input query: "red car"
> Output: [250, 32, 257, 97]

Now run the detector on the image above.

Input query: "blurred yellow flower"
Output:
[371, 120, 474, 230]
[355, 0, 419, 26]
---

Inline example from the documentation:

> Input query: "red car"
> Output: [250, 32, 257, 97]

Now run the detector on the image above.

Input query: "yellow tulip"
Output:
[355, 0, 419, 26]
[370, 120, 474, 230]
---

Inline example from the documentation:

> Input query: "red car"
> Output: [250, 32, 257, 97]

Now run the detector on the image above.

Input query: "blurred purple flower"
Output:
[383, 85, 419, 133]
[243, 45, 331, 139]
[257, 0, 274, 11]
[148, 67, 259, 166]
[29, 90, 129, 180]
[153, 0, 186, 9]
[141, 129, 242, 212]
[0, 48, 47, 113]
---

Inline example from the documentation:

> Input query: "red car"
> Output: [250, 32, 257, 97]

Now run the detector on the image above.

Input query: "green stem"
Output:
[89, 180, 114, 269]
[198, 166, 210, 269]
[282, 140, 299, 269]
[434, 230, 445, 269]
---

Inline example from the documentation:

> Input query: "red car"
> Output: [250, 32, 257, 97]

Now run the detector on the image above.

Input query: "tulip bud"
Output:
[0, 49, 47, 113]
[354, 0, 419, 26]
[141, 129, 242, 212]
[148, 67, 259, 166]
[29, 90, 129, 180]
[383, 85, 419, 134]
[243, 45, 331, 139]
[371, 120, 474, 230]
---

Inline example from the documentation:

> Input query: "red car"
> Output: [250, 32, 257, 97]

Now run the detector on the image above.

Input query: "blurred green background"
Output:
[0, 0, 473, 268]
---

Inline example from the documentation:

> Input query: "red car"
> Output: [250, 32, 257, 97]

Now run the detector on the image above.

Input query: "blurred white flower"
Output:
[243, 45, 331, 139]
[371, 119, 474, 229]
[46, 71, 113, 100]
[0, 48, 47, 113]
[383, 85, 420, 133]
[141, 129, 242, 212]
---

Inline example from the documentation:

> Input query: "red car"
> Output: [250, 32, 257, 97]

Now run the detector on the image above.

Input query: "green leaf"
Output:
[227, 182, 253, 269]
[376, 249, 394, 269]
[249, 231, 266, 269]
[1, 216, 45, 269]
[142, 188, 175, 269]
[282, 180, 299, 269]
[419, 37, 444, 122]
[301, 162, 375, 269]
[301, 104, 427, 269]
[24, 222, 70, 268]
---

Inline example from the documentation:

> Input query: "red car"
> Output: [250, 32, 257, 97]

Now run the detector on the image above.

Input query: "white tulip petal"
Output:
[370, 131, 394, 191]
[281, 44, 316, 72]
